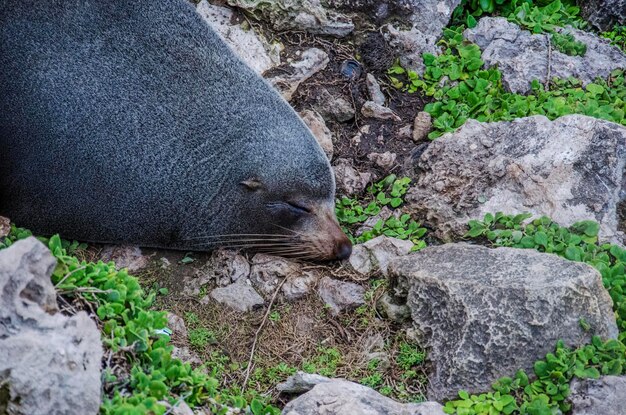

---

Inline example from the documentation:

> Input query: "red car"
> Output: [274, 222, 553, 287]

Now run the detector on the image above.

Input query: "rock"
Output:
[317, 277, 365, 315]
[100, 245, 150, 272]
[300, 109, 334, 159]
[0, 215, 9, 238]
[349, 236, 414, 275]
[282, 379, 446, 415]
[171, 346, 202, 366]
[407, 115, 626, 242]
[282, 272, 319, 301]
[268, 48, 329, 101]
[277, 371, 331, 394]
[333, 158, 372, 195]
[0, 238, 102, 415]
[313, 88, 355, 122]
[376, 292, 411, 323]
[464, 17, 626, 94]
[367, 151, 397, 170]
[413, 111, 432, 142]
[250, 253, 301, 294]
[366, 73, 385, 105]
[388, 243, 618, 400]
[196, 0, 280, 74]
[185, 249, 250, 295]
[569, 375, 626, 414]
[398, 124, 413, 139]
[361, 101, 401, 122]
[166, 312, 188, 340]
[209, 283, 265, 312]
[227, 0, 354, 37]
[161, 400, 195, 415]
[579, 0, 626, 31]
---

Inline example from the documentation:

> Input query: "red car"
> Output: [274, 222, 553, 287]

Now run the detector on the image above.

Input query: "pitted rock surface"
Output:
[579, 0, 626, 31]
[569, 375, 626, 414]
[407, 115, 626, 242]
[0, 238, 102, 415]
[388, 243, 618, 400]
[282, 379, 446, 415]
[464, 17, 626, 94]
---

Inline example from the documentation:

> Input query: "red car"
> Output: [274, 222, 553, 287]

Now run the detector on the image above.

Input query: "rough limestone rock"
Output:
[277, 371, 331, 393]
[312, 88, 355, 122]
[579, 0, 626, 31]
[349, 236, 414, 275]
[185, 249, 250, 295]
[209, 283, 265, 312]
[317, 277, 365, 315]
[0, 238, 102, 415]
[282, 272, 318, 301]
[196, 0, 281, 74]
[366, 73, 386, 105]
[413, 111, 432, 142]
[388, 243, 618, 400]
[282, 379, 446, 415]
[249, 253, 302, 294]
[300, 109, 334, 159]
[100, 245, 150, 272]
[569, 375, 626, 415]
[267, 48, 329, 101]
[407, 115, 626, 242]
[361, 101, 401, 122]
[464, 17, 626, 94]
[226, 0, 354, 37]
[333, 158, 372, 195]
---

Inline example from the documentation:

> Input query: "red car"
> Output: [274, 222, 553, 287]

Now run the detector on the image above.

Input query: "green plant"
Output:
[443, 213, 626, 414]
[0, 228, 280, 415]
[336, 174, 427, 249]
[551, 31, 586, 56]
[189, 328, 216, 350]
[397, 342, 426, 371]
[602, 25, 626, 52]
[302, 347, 342, 377]
[388, 26, 626, 139]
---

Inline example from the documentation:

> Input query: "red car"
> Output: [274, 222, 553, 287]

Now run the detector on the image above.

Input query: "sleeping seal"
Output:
[0, 0, 352, 261]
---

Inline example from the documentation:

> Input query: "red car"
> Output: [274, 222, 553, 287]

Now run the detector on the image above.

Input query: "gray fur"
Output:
[0, 0, 336, 250]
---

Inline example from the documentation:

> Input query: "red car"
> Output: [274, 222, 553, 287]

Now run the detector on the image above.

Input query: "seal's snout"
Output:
[334, 238, 352, 261]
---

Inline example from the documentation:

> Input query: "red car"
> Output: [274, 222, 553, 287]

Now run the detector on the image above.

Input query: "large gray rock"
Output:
[388, 243, 618, 400]
[407, 115, 626, 242]
[569, 375, 626, 415]
[579, 0, 626, 31]
[226, 0, 354, 37]
[196, 0, 281, 74]
[0, 238, 102, 415]
[282, 379, 446, 415]
[464, 17, 626, 93]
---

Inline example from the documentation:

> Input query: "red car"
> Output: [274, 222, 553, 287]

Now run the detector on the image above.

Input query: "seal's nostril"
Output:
[334, 241, 352, 260]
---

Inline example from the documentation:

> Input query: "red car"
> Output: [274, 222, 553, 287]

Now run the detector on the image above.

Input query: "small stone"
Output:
[300, 109, 334, 159]
[277, 371, 331, 394]
[0, 215, 9, 238]
[349, 236, 414, 275]
[313, 88, 355, 122]
[317, 277, 365, 315]
[161, 400, 194, 415]
[361, 101, 401, 122]
[366, 73, 386, 105]
[412, 111, 432, 142]
[160, 257, 171, 269]
[282, 272, 318, 301]
[397, 124, 413, 139]
[185, 249, 250, 295]
[367, 151, 397, 170]
[100, 245, 150, 272]
[377, 292, 411, 323]
[268, 48, 329, 101]
[333, 158, 372, 195]
[569, 375, 626, 414]
[166, 312, 188, 340]
[171, 346, 202, 366]
[210, 283, 265, 312]
[249, 253, 302, 294]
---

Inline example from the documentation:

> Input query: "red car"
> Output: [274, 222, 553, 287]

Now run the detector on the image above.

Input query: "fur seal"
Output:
[0, 0, 352, 261]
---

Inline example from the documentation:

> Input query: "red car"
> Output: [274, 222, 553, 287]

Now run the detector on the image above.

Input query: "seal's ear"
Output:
[240, 178, 264, 191]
